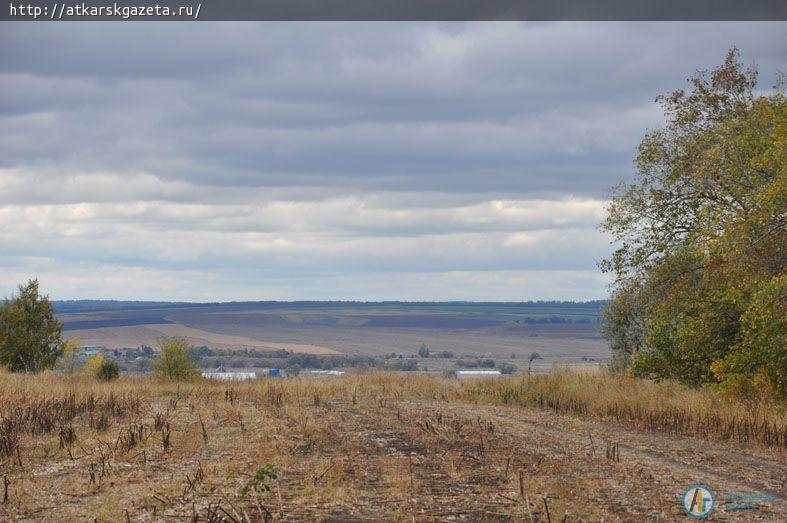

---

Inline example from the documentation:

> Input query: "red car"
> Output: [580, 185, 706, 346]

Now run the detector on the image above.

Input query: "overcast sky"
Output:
[0, 22, 784, 301]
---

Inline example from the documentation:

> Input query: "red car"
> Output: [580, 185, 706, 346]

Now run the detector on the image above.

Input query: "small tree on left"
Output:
[0, 279, 65, 372]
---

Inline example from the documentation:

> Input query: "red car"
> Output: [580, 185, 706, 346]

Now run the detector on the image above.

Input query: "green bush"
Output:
[153, 337, 200, 381]
[96, 358, 119, 381]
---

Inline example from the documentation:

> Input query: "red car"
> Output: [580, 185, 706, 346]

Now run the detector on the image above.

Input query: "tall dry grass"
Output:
[0, 369, 784, 448]
[451, 370, 787, 447]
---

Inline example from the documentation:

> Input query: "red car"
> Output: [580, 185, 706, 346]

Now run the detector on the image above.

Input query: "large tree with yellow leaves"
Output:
[601, 48, 786, 397]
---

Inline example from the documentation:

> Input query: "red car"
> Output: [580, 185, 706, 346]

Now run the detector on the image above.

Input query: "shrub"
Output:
[384, 359, 419, 371]
[153, 337, 200, 381]
[96, 358, 119, 381]
[498, 362, 518, 375]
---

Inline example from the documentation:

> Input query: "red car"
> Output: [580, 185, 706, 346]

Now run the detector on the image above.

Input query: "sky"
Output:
[0, 22, 784, 301]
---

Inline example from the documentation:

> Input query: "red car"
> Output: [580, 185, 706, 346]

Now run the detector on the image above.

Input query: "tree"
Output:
[418, 343, 430, 358]
[84, 352, 106, 376]
[59, 336, 83, 373]
[0, 279, 65, 372]
[601, 48, 786, 396]
[153, 337, 200, 381]
[600, 280, 648, 372]
[602, 48, 777, 281]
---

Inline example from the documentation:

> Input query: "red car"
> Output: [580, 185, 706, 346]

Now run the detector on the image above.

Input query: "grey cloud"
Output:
[0, 21, 783, 300]
[3, 22, 783, 194]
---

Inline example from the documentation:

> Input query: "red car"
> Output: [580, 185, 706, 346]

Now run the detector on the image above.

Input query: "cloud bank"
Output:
[0, 22, 783, 300]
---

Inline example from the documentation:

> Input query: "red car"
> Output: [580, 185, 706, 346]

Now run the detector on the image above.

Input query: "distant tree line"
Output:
[454, 358, 517, 374]
[190, 346, 382, 372]
[517, 316, 595, 324]
[51, 298, 609, 315]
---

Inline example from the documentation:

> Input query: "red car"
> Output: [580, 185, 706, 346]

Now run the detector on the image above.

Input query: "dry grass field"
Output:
[0, 371, 784, 522]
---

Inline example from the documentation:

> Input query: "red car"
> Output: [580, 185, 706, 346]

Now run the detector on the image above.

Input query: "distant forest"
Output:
[53, 300, 607, 314]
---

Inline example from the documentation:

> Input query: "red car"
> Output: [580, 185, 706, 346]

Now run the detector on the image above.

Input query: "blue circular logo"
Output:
[682, 485, 715, 518]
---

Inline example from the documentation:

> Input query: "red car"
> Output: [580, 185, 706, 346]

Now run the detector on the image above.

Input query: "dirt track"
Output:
[405, 399, 786, 521]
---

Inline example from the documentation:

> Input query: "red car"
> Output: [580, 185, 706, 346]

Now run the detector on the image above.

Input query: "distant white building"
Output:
[309, 370, 346, 377]
[456, 370, 501, 379]
[201, 371, 257, 381]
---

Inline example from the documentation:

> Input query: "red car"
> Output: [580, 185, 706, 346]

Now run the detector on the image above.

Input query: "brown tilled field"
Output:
[0, 372, 784, 522]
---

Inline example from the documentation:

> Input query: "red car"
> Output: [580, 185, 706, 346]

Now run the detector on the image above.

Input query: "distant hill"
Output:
[53, 299, 607, 314]
[55, 300, 609, 358]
